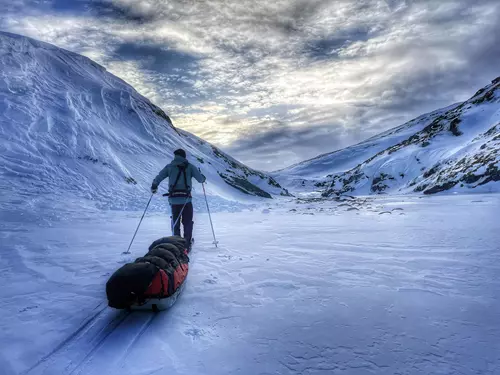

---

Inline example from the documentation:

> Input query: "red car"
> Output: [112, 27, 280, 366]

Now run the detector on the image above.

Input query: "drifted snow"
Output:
[1, 195, 499, 375]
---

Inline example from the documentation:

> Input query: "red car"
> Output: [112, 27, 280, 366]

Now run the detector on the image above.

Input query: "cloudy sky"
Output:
[1, 1, 499, 170]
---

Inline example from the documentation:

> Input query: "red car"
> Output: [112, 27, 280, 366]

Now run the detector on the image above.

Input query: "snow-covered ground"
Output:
[2, 194, 499, 375]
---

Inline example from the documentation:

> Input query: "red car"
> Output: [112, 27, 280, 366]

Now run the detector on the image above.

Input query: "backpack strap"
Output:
[182, 166, 188, 191]
[171, 165, 185, 191]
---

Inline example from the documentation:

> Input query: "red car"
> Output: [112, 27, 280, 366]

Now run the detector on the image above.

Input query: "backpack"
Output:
[169, 162, 191, 198]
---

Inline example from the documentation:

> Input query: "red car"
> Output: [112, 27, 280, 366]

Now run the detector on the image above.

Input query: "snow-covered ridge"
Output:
[276, 103, 461, 180]
[276, 77, 500, 196]
[0, 32, 290, 213]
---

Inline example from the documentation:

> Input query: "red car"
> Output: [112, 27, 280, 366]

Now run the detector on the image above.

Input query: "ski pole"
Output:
[202, 182, 218, 247]
[123, 193, 153, 254]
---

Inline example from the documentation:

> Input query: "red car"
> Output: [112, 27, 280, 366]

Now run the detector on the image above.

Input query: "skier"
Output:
[151, 149, 206, 250]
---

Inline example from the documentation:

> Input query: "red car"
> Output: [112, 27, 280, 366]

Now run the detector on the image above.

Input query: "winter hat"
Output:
[174, 148, 187, 158]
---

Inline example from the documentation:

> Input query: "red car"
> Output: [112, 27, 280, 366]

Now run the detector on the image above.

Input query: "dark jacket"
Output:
[153, 155, 206, 204]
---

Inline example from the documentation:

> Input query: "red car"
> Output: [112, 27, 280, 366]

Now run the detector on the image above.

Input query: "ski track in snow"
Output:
[1, 195, 500, 375]
[22, 302, 109, 374]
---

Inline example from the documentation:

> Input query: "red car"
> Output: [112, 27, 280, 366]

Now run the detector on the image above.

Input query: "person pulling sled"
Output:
[151, 149, 206, 250]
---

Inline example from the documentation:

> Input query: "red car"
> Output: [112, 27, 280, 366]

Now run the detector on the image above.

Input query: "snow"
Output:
[1, 194, 499, 375]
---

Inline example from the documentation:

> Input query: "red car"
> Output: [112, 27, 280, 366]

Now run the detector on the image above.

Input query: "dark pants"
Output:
[171, 202, 194, 247]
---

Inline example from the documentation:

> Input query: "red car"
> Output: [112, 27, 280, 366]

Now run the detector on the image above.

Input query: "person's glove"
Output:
[151, 183, 158, 194]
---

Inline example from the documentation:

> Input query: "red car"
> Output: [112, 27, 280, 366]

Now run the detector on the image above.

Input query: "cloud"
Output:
[0, 0, 499, 171]
[224, 120, 358, 170]
[113, 41, 205, 102]
[90, 0, 159, 23]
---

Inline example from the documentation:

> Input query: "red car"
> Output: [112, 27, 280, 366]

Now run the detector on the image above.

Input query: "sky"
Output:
[1, 1, 499, 171]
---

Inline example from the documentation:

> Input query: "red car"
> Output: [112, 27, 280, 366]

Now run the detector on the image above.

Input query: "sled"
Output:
[107, 235, 190, 312]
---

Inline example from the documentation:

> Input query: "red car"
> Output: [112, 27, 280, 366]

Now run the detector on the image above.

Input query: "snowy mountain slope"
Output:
[0, 32, 290, 214]
[275, 104, 460, 184]
[276, 78, 500, 196]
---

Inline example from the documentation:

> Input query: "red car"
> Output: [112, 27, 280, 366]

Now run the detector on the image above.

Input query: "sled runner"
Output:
[129, 281, 187, 312]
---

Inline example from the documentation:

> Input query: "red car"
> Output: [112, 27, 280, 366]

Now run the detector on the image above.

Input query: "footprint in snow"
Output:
[379, 211, 392, 215]
[204, 278, 217, 284]
[184, 328, 204, 340]
[347, 207, 359, 211]
[19, 305, 38, 313]
[392, 208, 404, 211]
